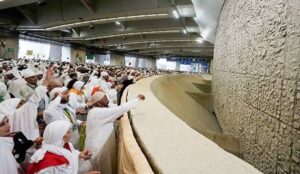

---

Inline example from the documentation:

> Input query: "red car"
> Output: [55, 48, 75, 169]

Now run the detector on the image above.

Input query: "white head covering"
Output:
[5, 70, 22, 79]
[43, 120, 71, 147]
[0, 82, 7, 97]
[128, 75, 134, 80]
[49, 87, 68, 100]
[4, 70, 13, 76]
[0, 131, 18, 174]
[0, 112, 5, 122]
[90, 91, 106, 102]
[36, 71, 43, 75]
[101, 71, 109, 77]
[30, 120, 77, 173]
[73, 81, 84, 91]
[0, 98, 21, 117]
[22, 68, 36, 78]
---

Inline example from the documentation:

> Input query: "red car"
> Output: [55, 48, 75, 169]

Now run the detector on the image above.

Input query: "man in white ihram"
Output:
[82, 91, 145, 174]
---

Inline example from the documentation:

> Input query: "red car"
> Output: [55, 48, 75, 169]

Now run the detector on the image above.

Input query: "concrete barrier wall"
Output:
[125, 76, 262, 174]
[117, 87, 153, 174]
[150, 74, 241, 156]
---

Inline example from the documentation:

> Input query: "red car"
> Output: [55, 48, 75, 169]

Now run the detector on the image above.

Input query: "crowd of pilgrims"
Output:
[0, 58, 172, 174]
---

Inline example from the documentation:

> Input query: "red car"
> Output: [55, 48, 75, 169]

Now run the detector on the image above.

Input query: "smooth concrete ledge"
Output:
[117, 87, 154, 174]
[151, 74, 241, 157]
[125, 75, 262, 174]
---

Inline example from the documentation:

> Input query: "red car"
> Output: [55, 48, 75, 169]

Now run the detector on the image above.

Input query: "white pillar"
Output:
[49, 44, 62, 61]
[135, 58, 140, 68]
[175, 62, 180, 71]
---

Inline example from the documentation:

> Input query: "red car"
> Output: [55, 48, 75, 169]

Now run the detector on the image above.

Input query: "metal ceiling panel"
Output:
[192, 0, 224, 44]
[0, 0, 39, 10]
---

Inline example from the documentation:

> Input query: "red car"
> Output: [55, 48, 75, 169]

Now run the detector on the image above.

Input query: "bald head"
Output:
[47, 79, 63, 92]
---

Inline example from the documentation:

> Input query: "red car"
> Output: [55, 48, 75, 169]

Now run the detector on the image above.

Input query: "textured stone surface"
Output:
[213, 0, 300, 173]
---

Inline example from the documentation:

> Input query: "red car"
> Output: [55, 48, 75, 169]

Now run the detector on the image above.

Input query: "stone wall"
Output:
[213, 0, 300, 173]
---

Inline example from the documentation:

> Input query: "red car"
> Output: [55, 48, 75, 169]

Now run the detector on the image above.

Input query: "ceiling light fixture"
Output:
[109, 39, 197, 46]
[46, 13, 168, 30]
[115, 21, 121, 25]
[196, 38, 203, 43]
[85, 29, 181, 40]
[172, 10, 179, 19]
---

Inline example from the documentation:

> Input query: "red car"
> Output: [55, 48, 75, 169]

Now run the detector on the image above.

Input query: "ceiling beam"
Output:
[125, 46, 213, 51]
[80, 0, 96, 13]
[16, 7, 36, 25]
[137, 47, 213, 53]
[71, 28, 81, 37]
[0, 0, 39, 10]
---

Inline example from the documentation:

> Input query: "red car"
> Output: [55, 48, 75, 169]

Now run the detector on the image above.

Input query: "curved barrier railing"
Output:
[121, 75, 262, 174]
[117, 87, 154, 174]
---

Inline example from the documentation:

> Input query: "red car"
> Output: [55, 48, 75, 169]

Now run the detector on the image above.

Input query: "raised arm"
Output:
[90, 98, 139, 126]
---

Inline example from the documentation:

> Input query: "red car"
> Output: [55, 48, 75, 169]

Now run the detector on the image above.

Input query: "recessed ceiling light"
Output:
[196, 38, 203, 43]
[172, 10, 179, 19]
[46, 13, 168, 30]
[85, 29, 181, 40]
[109, 39, 196, 46]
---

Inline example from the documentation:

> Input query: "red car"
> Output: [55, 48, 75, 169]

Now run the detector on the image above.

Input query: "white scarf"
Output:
[0, 114, 19, 174]
[0, 98, 20, 116]
[30, 120, 78, 174]
[0, 98, 39, 140]
[0, 137, 19, 174]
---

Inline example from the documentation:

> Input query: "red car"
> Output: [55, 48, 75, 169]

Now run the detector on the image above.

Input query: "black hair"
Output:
[67, 79, 78, 90]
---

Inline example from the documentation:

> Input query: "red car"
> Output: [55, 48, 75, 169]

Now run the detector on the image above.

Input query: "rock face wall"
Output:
[213, 0, 300, 173]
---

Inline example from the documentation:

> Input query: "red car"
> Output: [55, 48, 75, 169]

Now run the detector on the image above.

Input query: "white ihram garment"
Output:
[83, 98, 139, 174]
[30, 120, 80, 174]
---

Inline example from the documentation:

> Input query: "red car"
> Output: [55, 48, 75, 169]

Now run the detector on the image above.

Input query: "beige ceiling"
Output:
[0, 0, 223, 58]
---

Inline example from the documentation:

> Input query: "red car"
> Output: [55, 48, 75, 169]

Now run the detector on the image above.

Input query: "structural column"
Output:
[0, 34, 19, 59]
[146, 58, 157, 69]
[110, 53, 125, 66]
[49, 43, 62, 61]
[71, 47, 86, 64]
[95, 54, 106, 65]
[175, 61, 180, 71]
[135, 58, 140, 68]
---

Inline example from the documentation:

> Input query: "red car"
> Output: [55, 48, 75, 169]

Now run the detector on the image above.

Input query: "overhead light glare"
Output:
[85, 29, 181, 40]
[109, 39, 196, 46]
[182, 29, 187, 34]
[46, 13, 168, 30]
[172, 10, 179, 19]
[196, 38, 203, 43]
[115, 21, 121, 25]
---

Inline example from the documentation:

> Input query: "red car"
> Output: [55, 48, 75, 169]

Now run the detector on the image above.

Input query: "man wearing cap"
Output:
[43, 87, 92, 147]
[20, 69, 38, 101]
[83, 91, 145, 174]
[5, 70, 26, 98]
